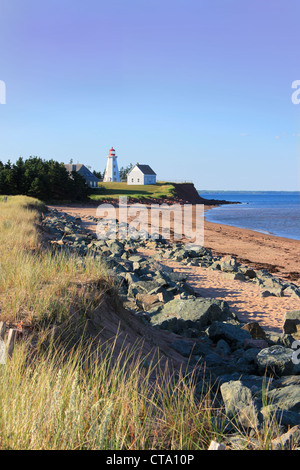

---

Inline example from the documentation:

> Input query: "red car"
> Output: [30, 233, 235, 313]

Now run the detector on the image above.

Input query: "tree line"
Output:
[0, 157, 90, 201]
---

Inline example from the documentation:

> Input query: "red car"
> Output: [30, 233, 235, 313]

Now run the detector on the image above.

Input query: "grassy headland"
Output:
[89, 182, 176, 202]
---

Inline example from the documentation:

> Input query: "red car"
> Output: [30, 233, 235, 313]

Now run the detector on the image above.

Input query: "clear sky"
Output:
[0, 0, 300, 190]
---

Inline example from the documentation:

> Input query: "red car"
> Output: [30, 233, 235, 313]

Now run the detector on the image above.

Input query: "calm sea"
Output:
[198, 191, 300, 241]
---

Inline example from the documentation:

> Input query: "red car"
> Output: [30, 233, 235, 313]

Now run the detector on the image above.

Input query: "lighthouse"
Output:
[103, 147, 121, 182]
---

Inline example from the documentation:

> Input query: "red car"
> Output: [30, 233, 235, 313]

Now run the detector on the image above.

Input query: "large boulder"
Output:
[255, 345, 295, 376]
[265, 377, 300, 417]
[149, 298, 235, 334]
[220, 380, 262, 429]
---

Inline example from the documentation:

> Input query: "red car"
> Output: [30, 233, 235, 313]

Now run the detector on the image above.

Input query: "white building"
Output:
[127, 163, 157, 185]
[103, 147, 121, 182]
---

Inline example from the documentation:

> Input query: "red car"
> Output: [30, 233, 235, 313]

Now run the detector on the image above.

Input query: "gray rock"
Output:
[271, 425, 300, 450]
[266, 382, 300, 414]
[255, 345, 295, 376]
[220, 380, 262, 429]
[216, 339, 231, 356]
[149, 298, 235, 333]
[170, 340, 193, 357]
[223, 272, 246, 281]
[284, 286, 300, 299]
[261, 405, 300, 428]
[206, 321, 251, 349]
[208, 261, 221, 271]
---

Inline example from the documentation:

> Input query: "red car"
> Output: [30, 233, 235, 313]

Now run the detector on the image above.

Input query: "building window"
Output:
[131, 178, 134, 183]
[137, 178, 139, 182]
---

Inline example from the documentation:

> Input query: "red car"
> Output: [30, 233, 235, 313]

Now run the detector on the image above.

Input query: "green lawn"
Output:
[89, 182, 176, 201]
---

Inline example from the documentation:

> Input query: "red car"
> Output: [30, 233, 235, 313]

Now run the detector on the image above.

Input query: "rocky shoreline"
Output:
[42, 207, 300, 450]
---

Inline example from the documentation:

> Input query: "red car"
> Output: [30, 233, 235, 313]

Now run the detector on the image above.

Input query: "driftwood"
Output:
[0, 322, 18, 361]
[208, 440, 226, 450]
[0, 321, 6, 340]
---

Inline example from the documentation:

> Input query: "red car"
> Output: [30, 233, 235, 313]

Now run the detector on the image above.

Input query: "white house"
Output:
[103, 147, 121, 182]
[127, 163, 157, 185]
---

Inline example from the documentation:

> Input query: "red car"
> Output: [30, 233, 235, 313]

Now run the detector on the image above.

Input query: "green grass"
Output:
[0, 337, 226, 450]
[89, 182, 176, 202]
[0, 196, 113, 326]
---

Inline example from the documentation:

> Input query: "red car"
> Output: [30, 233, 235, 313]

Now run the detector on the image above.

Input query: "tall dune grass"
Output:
[0, 196, 112, 325]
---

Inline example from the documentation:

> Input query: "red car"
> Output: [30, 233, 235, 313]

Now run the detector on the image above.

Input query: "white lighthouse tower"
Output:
[103, 147, 121, 182]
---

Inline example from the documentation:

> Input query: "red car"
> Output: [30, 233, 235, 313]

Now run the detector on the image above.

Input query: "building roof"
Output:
[64, 164, 100, 182]
[134, 164, 156, 175]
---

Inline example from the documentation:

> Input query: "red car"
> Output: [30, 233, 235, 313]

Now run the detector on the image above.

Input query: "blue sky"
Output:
[0, 0, 299, 190]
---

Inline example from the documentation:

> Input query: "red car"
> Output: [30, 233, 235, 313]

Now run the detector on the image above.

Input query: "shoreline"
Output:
[46, 202, 300, 335]
[48, 202, 300, 284]
[204, 204, 300, 242]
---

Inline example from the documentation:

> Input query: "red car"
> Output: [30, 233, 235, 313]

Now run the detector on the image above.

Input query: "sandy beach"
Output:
[48, 203, 300, 333]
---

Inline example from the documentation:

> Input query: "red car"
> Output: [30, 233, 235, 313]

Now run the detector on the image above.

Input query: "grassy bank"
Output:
[0, 196, 111, 326]
[89, 182, 176, 202]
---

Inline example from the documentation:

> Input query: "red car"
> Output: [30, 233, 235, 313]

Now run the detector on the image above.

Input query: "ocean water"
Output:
[198, 191, 300, 241]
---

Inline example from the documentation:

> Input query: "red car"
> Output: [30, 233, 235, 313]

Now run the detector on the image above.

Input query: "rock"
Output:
[128, 255, 145, 263]
[243, 269, 257, 279]
[271, 426, 300, 450]
[223, 272, 245, 281]
[281, 334, 297, 348]
[216, 339, 231, 356]
[283, 310, 300, 336]
[260, 277, 286, 297]
[255, 345, 295, 376]
[164, 271, 188, 283]
[243, 339, 269, 350]
[241, 348, 261, 365]
[220, 262, 237, 273]
[209, 261, 221, 271]
[149, 298, 236, 333]
[128, 278, 167, 297]
[135, 293, 160, 308]
[264, 377, 300, 418]
[157, 289, 174, 303]
[241, 322, 267, 340]
[260, 290, 275, 298]
[170, 339, 193, 357]
[220, 380, 262, 429]
[284, 286, 300, 299]
[261, 405, 300, 428]
[106, 239, 124, 255]
[206, 321, 251, 349]
[132, 261, 141, 271]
